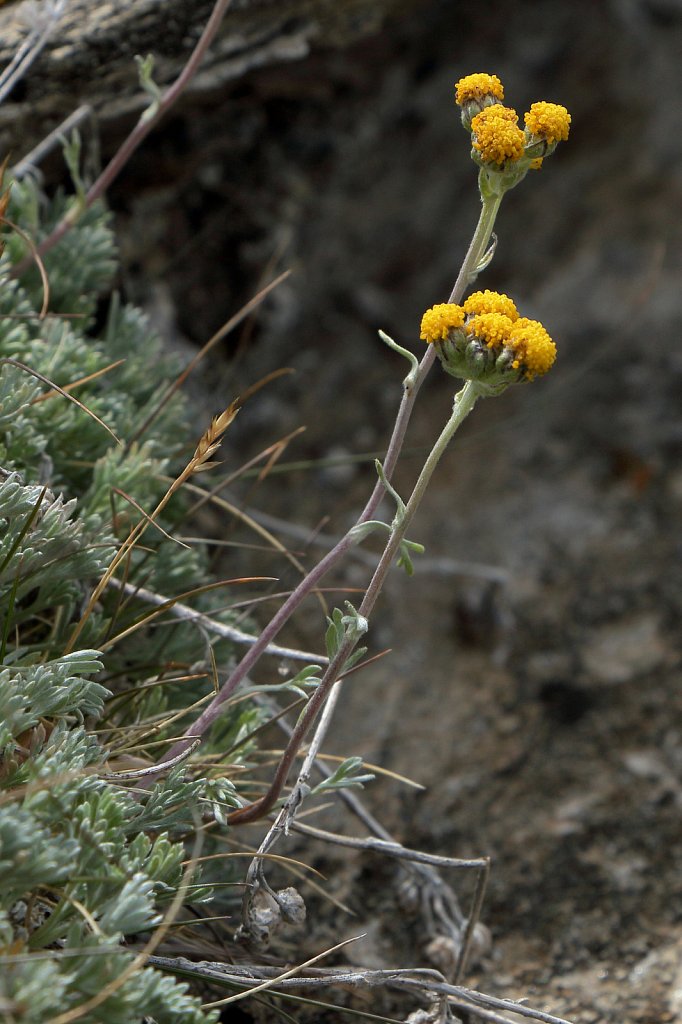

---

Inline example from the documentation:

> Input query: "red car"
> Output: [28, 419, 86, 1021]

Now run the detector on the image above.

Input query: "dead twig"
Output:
[0, 0, 67, 106]
[105, 578, 327, 665]
[147, 955, 575, 1024]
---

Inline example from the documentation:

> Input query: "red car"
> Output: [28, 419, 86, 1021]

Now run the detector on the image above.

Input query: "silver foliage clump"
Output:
[0, 176, 241, 1023]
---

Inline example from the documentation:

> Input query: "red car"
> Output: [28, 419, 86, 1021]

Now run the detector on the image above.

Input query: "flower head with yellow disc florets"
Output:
[454, 73, 505, 129]
[470, 106, 526, 168]
[420, 291, 556, 392]
[524, 102, 571, 148]
[523, 102, 571, 169]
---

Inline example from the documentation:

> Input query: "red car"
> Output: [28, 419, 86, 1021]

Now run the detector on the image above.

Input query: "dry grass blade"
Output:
[201, 934, 364, 1010]
[232, 366, 294, 409]
[181, 477, 329, 614]
[270, 751, 425, 791]
[1, 218, 50, 317]
[110, 487, 191, 549]
[184, 426, 306, 516]
[100, 576, 276, 651]
[69, 356, 302, 652]
[108, 693, 214, 752]
[30, 359, 125, 404]
[129, 273, 291, 446]
[184, 850, 325, 879]
[186, 365, 297, 478]
[0, 153, 12, 257]
[104, 577, 326, 663]
[1, 358, 121, 444]
[67, 395, 243, 650]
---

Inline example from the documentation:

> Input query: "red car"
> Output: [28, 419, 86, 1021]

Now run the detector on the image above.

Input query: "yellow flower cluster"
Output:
[470, 105, 525, 166]
[419, 303, 466, 343]
[420, 291, 556, 382]
[524, 102, 571, 144]
[454, 72, 570, 176]
[454, 73, 504, 106]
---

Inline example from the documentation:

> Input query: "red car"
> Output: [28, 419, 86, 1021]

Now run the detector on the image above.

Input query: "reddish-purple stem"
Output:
[140, 342, 437, 791]
[147, 201, 491, 793]
[12, 0, 233, 275]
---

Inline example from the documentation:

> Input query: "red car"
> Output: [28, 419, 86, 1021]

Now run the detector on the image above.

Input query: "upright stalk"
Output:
[361, 381, 480, 614]
[144, 192, 502, 783]
[227, 380, 481, 825]
[448, 187, 502, 302]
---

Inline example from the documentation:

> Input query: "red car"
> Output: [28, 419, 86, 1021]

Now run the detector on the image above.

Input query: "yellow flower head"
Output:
[524, 102, 571, 145]
[463, 290, 519, 321]
[420, 303, 466, 343]
[507, 317, 557, 379]
[454, 73, 504, 107]
[424, 292, 557, 388]
[465, 312, 515, 349]
[471, 105, 525, 166]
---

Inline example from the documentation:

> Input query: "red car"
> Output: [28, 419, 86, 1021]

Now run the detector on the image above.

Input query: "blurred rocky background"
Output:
[2, 0, 682, 1020]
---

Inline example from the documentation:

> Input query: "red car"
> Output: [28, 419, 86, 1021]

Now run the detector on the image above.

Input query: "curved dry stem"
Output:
[226, 380, 481, 827]
[10, 0, 234, 277]
[143, 194, 502, 789]
[0, 357, 121, 444]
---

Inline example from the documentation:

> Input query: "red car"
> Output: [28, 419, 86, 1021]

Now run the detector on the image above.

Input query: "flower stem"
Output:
[448, 189, 503, 302]
[361, 380, 480, 617]
[227, 381, 481, 825]
[142, 192, 502, 789]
